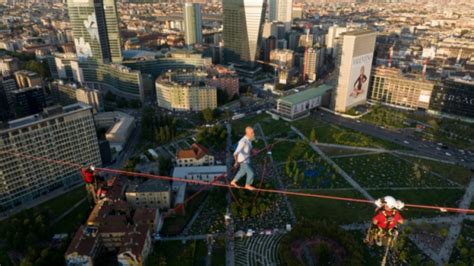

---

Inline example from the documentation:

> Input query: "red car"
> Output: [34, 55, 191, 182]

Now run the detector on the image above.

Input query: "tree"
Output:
[201, 108, 214, 123]
[24, 60, 50, 78]
[251, 206, 258, 217]
[241, 208, 249, 219]
[310, 128, 317, 142]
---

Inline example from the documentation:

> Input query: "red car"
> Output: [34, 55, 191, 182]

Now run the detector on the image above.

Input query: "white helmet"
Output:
[395, 200, 405, 210]
[383, 196, 397, 209]
[89, 165, 95, 171]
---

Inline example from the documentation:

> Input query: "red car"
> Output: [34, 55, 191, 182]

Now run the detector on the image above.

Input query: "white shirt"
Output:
[234, 136, 252, 163]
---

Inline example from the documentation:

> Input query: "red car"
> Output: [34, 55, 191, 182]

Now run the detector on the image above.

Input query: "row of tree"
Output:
[141, 107, 178, 144]
[0, 208, 71, 266]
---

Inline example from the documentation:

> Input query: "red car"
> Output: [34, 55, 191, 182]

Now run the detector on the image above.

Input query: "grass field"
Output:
[53, 200, 91, 234]
[291, 115, 407, 150]
[334, 153, 459, 188]
[289, 189, 374, 224]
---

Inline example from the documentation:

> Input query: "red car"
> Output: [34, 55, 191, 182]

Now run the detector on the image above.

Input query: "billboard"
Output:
[346, 53, 373, 107]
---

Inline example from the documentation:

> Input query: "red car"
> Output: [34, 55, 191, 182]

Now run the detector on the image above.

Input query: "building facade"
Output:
[184, 3, 203, 46]
[11, 86, 46, 118]
[125, 180, 171, 209]
[270, 49, 294, 69]
[0, 104, 102, 213]
[14, 70, 42, 89]
[155, 70, 217, 112]
[76, 87, 103, 113]
[222, 0, 266, 66]
[276, 84, 332, 121]
[334, 30, 377, 112]
[302, 48, 318, 82]
[269, 0, 292, 25]
[67, 0, 122, 63]
[429, 79, 474, 119]
[368, 67, 434, 110]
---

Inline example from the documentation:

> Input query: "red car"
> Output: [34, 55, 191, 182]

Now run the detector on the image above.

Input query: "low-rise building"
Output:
[275, 84, 332, 121]
[172, 165, 227, 183]
[125, 180, 171, 209]
[65, 177, 159, 266]
[95, 112, 136, 152]
[176, 143, 214, 167]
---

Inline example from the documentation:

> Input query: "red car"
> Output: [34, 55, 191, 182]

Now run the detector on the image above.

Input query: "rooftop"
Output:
[279, 84, 333, 105]
[176, 143, 211, 160]
[3, 103, 92, 131]
[172, 165, 227, 179]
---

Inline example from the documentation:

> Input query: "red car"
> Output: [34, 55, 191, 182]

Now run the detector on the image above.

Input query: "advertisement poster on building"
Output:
[347, 53, 373, 107]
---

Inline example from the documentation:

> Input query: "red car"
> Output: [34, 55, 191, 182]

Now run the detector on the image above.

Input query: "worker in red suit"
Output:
[80, 165, 99, 204]
[365, 196, 404, 247]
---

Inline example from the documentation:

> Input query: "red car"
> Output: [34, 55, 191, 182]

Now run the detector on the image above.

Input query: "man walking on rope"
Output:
[365, 196, 404, 247]
[231, 126, 259, 191]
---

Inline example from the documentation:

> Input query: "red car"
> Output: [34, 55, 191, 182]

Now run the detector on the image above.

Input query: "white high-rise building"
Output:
[223, 0, 266, 66]
[269, 0, 292, 28]
[334, 30, 377, 112]
[326, 25, 347, 58]
[0, 104, 102, 214]
[184, 3, 203, 46]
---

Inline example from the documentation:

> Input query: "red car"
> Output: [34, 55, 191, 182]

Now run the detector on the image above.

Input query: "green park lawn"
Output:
[270, 140, 312, 162]
[53, 200, 91, 234]
[333, 153, 459, 188]
[290, 187, 464, 226]
[231, 113, 291, 139]
[291, 115, 407, 150]
[289, 189, 374, 224]
[34, 186, 87, 217]
[410, 158, 472, 186]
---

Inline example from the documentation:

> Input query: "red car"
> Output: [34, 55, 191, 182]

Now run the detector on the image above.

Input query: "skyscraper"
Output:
[184, 3, 203, 46]
[67, 0, 122, 63]
[302, 48, 317, 82]
[334, 30, 376, 112]
[223, 0, 266, 66]
[269, 0, 292, 26]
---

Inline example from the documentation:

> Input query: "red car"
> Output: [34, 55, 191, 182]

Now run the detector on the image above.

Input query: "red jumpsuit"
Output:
[373, 210, 403, 230]
[80, 168, 95, 184]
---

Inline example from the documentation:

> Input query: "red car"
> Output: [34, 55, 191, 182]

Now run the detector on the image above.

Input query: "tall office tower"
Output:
[302, 48, 317, 82]
[184, 3, 203, 46]
[0, 104, 102, 213]
[263, 36, 277, 62]
[67, 0, 122, 63]
[287, 31, 300, 51]
[269, 0, 292, 25]
[334, 30, 376, 112]
[271, 22, 286, 40]
[223, 0, 266, 66]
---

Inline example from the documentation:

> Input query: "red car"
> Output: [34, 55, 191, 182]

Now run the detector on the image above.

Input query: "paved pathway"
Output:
[225, 123, 235, 266]
[291, 126, 374, 201]
[288, 186, 464, 192]
[181, 195, 209, 236]
[437, 177, 474, 264]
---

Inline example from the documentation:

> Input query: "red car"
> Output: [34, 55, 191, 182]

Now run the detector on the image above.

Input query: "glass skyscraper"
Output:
[184, 3, 203, 46]
[67, 0, 122, 64]
[222, 0, 266, 66]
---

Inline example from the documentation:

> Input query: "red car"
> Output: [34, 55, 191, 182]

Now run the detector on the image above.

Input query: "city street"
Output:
[316, 111, 474, 169]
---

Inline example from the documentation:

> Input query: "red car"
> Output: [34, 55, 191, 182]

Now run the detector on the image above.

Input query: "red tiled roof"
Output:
[176, 143, 210, 160]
